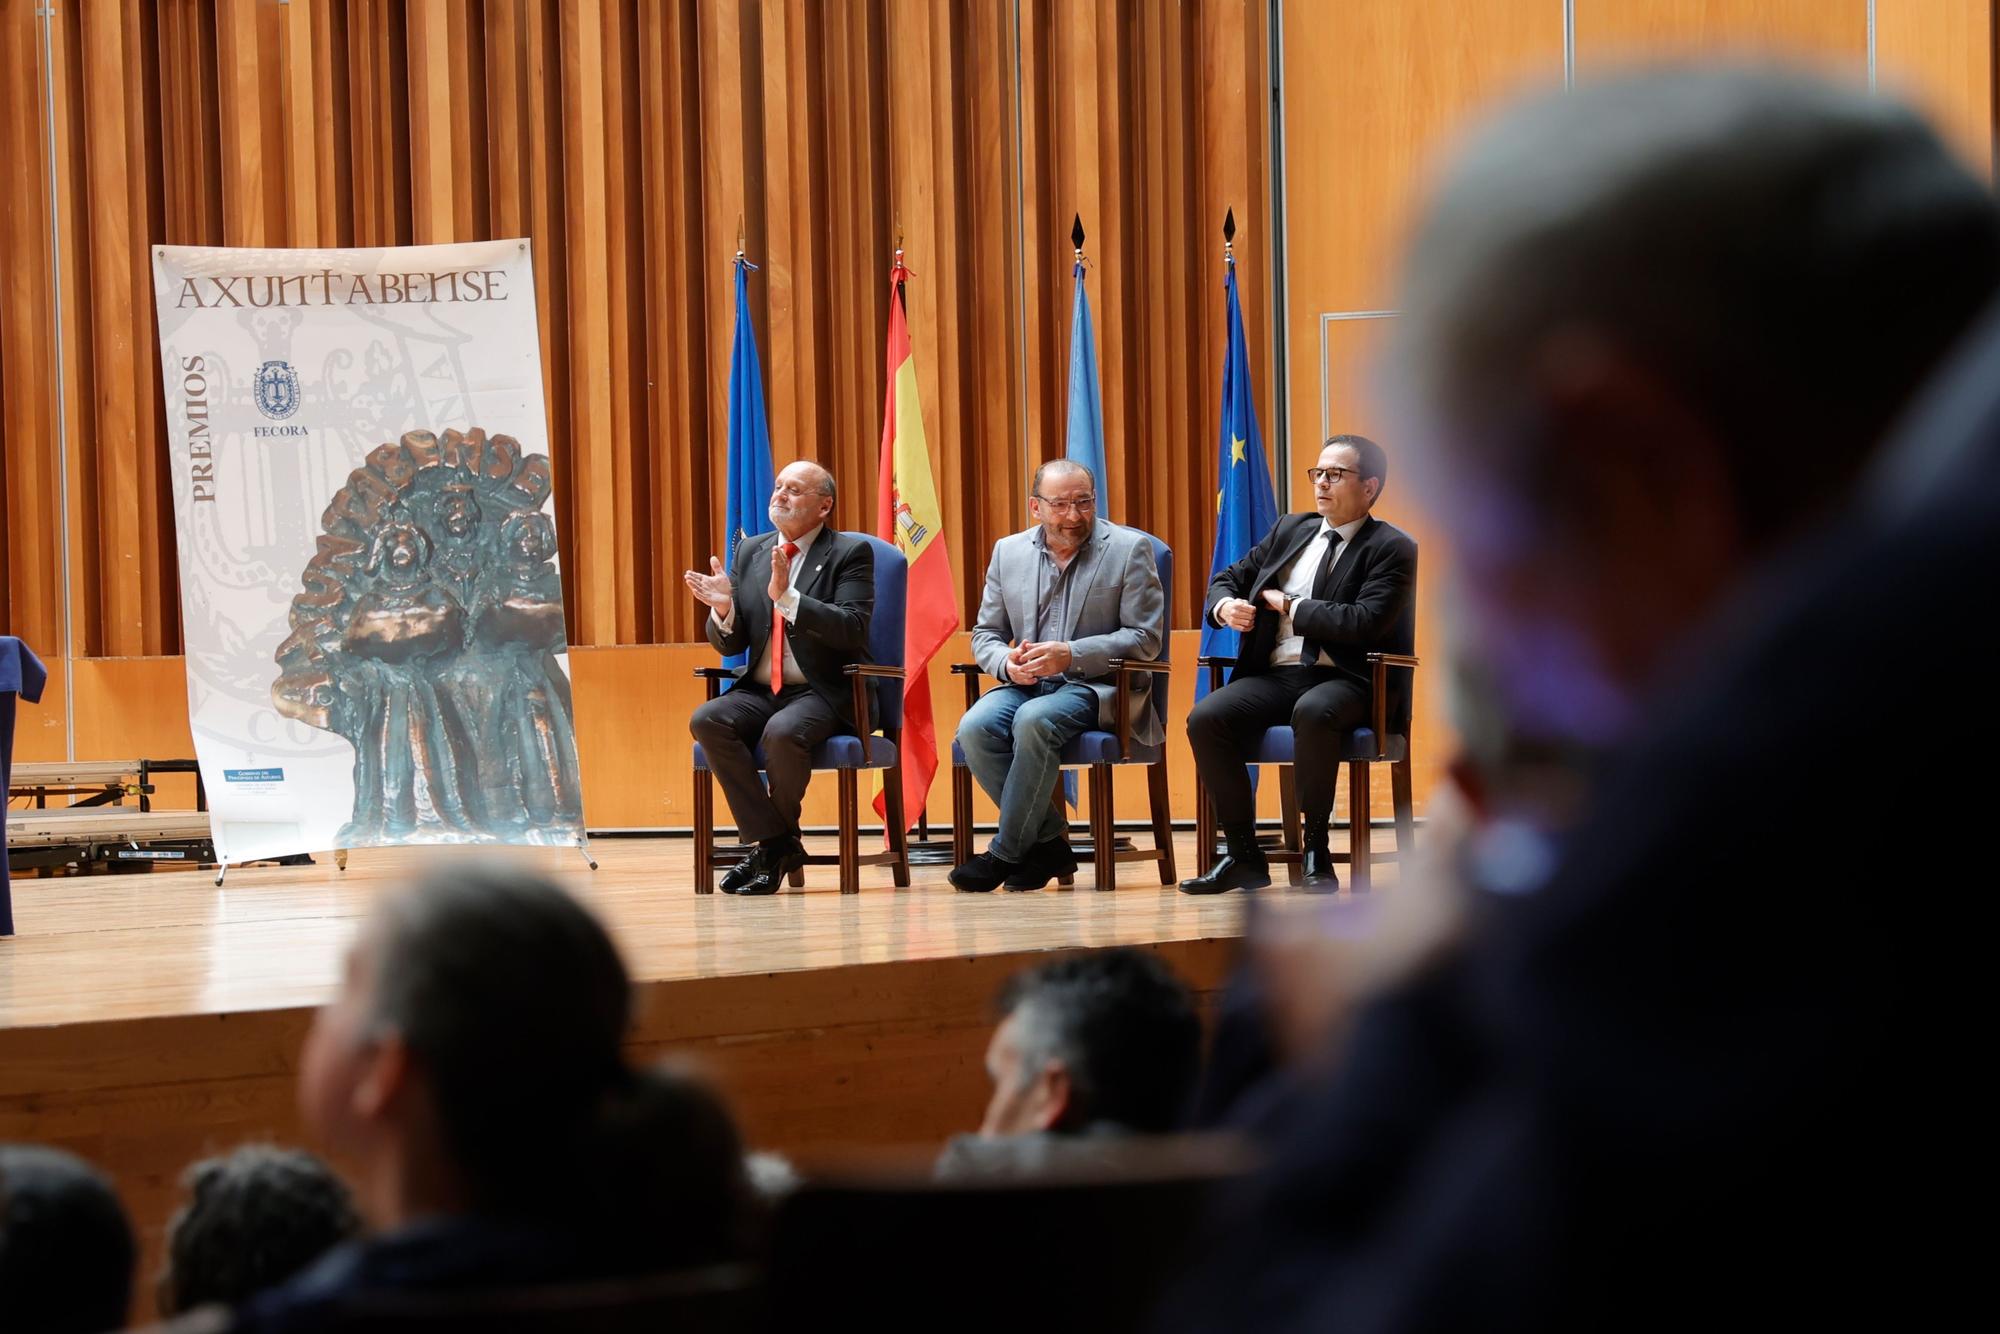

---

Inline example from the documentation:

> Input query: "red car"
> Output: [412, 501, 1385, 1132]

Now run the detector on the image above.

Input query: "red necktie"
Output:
[770, 540, 800, 693]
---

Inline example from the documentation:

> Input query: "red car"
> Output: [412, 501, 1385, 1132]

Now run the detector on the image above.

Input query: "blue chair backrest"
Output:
[1143, 531, 1172, 732]
[853, 532, 907, 733]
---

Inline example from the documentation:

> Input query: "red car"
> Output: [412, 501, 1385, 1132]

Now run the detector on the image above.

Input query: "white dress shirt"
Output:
[1266, 516, 1366, 667]
[712, 524, 824, 685]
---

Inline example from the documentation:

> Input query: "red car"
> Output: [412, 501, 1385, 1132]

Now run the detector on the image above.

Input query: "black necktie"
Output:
[1310, 527, 1343, 600]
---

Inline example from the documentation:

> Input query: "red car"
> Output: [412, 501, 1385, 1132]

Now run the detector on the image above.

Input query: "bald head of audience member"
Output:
[1390, 67, 2000, 748]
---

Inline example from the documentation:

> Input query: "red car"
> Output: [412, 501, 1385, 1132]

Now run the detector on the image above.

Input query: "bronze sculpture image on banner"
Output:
[272, 426, 584, 848]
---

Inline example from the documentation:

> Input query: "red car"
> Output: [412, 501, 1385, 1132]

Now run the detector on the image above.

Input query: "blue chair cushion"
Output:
[947, 733, 1165, 766]
[1247, 726, 1408, 764]
[694, 735, 898, 772]
[1060, 731, 1165, 764]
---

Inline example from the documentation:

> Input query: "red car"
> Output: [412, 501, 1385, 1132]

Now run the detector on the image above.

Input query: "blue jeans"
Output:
[956, 681, 1099, 861]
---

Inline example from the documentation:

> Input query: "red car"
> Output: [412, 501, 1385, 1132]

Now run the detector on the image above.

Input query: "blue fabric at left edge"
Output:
[1, 635, 49, 936]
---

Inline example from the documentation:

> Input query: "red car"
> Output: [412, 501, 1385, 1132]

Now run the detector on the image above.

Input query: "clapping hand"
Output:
[684, 556, 735, 614]
[768, 543, 792, 601]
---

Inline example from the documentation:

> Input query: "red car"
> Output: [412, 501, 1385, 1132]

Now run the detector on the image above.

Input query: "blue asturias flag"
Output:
[723, 254, 775, 670]
[1064, 258, 1107, 500]
[1198, 251, 1280, 700]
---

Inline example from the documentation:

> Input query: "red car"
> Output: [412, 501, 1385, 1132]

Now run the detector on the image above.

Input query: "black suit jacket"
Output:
[1204, 512, 1418, 726]
[705, 528, 876, 732]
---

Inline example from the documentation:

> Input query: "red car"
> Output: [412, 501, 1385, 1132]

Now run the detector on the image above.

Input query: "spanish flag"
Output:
[874, 251, 957, 833]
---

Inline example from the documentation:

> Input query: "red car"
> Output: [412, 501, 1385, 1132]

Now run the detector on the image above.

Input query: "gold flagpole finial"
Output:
[735, 213, 745, 261]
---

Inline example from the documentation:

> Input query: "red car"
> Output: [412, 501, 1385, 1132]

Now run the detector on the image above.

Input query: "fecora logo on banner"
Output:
[254, 359, 301, 420]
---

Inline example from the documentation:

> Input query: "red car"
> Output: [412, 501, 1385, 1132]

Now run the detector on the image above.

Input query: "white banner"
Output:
[152, 240, 585, 866]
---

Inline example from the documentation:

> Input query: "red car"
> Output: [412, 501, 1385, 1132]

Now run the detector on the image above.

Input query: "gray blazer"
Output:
[970, 519, 1167, 746]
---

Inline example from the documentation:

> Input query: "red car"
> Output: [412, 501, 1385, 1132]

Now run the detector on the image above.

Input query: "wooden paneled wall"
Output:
[5, 1, 1996, 829]
[0, 0, 1273, 659]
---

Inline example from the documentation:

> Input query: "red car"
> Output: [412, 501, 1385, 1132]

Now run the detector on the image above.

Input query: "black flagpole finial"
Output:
[1071, 213, 1086, 254]
[1223, 207, 1237, 246]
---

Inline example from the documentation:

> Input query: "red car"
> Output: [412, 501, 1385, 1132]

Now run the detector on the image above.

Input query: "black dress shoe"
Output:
[720, 848, 767, 894]
[735, 842, 807, 896]
[1301, 847, 1340, 892]
[951, 850, 1023, 892]
[1179, 854, 1272, 895]
[1004, 838, 1079, 890]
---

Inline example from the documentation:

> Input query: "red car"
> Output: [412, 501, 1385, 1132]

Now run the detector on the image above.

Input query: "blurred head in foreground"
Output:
[0, 1143, 135, 1334]
[297, 863, 754, 1273]
[158, 1145, 361, 1315]
[1391, 66, 2000, 754]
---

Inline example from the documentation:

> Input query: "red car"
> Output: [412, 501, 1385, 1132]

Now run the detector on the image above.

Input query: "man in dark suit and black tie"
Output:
[683, 460, 875, 896]
[1181, 434, 1416, 894]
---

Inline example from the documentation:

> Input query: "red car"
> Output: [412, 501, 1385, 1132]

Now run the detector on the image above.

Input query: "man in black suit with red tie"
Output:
[1181, 435, 1416, 894]
[684, 460, 875, 896]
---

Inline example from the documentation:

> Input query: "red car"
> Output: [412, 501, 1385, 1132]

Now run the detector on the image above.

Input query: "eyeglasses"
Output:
[1306, 466, 1356, 486]
[772, 482, 830, 498]
[1034, 494, 1097, 516]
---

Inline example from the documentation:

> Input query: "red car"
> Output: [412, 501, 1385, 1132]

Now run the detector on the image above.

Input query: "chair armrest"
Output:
[693, 666, 736, 700]
[843, 664, 905, 731]
[1365, 653, 1421, 752]
[949, 660, 984, 707]
[1106, 658, 1172, 675]
[1196, 654, 1236, 692]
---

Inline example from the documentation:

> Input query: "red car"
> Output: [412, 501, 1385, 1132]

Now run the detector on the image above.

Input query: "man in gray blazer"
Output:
[951, 460, 1166, 892]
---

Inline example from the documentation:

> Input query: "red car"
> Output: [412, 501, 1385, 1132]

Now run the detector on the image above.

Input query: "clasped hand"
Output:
[1006, 640, 1073, 685]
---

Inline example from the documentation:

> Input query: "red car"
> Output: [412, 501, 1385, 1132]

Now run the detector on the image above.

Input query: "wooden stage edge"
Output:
[0, 833, 1369, 1282]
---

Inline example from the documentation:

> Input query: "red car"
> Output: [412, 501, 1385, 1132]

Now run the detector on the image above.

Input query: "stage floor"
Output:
[1, 829, 1397, 1306]
[0, 831, 1303, 1031]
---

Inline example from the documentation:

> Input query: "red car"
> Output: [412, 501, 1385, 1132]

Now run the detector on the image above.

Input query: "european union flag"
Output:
[1064, 258, 1107, 499]
[1198, 250, 1280, 699]
[723, 255, 775, 670]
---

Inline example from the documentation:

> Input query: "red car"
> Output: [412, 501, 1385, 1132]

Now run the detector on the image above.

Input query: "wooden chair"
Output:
[1193, 652, 1419, 890]
[691, 533, 910, 895]
[948, 532, 1176, 889]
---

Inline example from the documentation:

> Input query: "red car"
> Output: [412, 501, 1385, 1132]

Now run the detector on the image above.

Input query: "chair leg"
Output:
[1195, 775, 1216, 877]
[1147, 761, 1176, 884]
[1391, 756, 1415, 859]
[838, 769, 861, 895]
[693, 769, 715, 894]
[1050, 784, 1076, 888]
[951, 762, 973, 866]
[885, 764, 911, 887]
[1089, 764, 1115, 890]
[1349, 760, 1372, 891]
[1278, 764, 1302, 886]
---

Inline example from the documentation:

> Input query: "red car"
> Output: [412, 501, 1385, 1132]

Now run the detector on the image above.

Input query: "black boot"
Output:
[1300, 821, 1339, 892]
